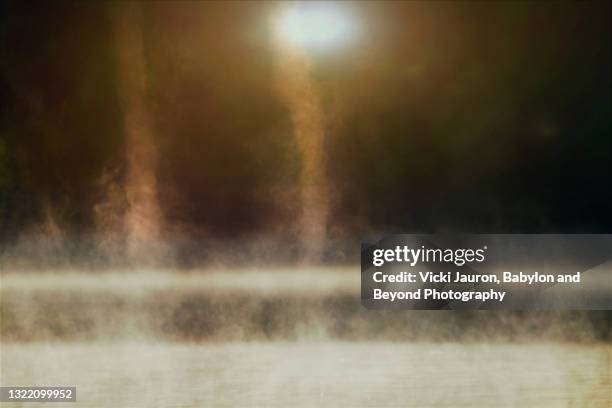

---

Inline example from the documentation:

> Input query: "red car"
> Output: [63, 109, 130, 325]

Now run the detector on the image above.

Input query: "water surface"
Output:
[2, 342, 609, 407]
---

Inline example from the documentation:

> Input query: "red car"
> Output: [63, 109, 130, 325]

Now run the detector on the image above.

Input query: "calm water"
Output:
[1, 342, 610, 407]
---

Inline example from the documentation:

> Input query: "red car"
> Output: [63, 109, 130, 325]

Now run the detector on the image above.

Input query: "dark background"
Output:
[0, 1, 610, 262]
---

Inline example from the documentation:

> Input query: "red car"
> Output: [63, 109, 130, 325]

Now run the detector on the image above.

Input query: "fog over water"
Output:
[0, 1, 610, 407]
[2, 342, 610, 407]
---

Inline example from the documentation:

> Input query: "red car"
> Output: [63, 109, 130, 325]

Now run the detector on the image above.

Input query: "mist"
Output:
[0, 2, 610, 407]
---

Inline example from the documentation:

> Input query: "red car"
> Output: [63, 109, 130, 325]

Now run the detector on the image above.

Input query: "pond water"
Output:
[1, 341, 609, 407]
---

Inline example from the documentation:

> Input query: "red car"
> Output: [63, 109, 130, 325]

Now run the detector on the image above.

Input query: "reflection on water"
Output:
[1, 342, 610, 407]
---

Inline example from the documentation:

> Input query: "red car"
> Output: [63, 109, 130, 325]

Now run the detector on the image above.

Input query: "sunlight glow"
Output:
[275, 2, 357, 50]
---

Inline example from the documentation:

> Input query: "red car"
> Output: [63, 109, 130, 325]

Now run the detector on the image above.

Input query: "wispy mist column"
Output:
[275, 44, 329, 263]
[112, 3, 163, 264]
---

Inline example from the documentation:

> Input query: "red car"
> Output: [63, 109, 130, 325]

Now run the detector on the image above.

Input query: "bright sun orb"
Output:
[275, 2, 357, 50]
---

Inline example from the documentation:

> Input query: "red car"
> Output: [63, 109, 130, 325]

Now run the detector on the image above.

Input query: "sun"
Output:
[274, 2, 358, 51]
